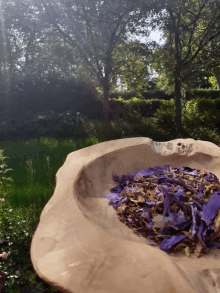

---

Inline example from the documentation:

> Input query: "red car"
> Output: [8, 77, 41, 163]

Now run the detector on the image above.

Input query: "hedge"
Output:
[185, 89, 220, 100]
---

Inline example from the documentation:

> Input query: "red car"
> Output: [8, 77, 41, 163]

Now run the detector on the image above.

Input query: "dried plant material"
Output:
[214, 210, 220, 233]
[185, 246, 190, 257]
[194, 242, 205, 258]
[152, 214, 167, 228]
[104, 165, 220, 257]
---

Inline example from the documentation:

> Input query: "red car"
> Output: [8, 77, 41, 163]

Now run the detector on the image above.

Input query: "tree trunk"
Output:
[174, 28, 183, 137]
[103, 77, 110, 122]
[102, 53, 112, 122]
[174, 72, 182, 137]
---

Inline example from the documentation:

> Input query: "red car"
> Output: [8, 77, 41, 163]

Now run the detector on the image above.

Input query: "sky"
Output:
[149, 30, 164, 44]
[128, 28, 165, 45]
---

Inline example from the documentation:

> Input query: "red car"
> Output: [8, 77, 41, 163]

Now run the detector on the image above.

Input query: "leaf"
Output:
[3, 168, 13, 173]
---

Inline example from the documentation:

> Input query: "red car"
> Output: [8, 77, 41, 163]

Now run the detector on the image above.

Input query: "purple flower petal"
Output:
[176, 187, 185, 197]
[197, 221, 206, 247]
[138, 168, 155, 177]
[191, 199, 203, 210]
[115, 197, 129, 209]
[202, 191, 220, 225]
[209, 240, 220, 248]
[160, 235, 187, 252]
[112, 173, 120, 182]
[120, 174, 127, 186]
[173, 219, 192, 230]
[110, 185, 123, 193]
[125, 187, 137, 193]
[205, 173, 212, 181]
[153, 166, 168, 174]
[104, 192, 121, 204]
[141, 209, 151, 222]
[145, 200, 156, 206]
[183, 170, 199, 176]
[148, 222, 154, 228]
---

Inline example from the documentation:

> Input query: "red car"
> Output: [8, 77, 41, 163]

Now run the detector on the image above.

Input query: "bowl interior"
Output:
[74, 143, 218, 243]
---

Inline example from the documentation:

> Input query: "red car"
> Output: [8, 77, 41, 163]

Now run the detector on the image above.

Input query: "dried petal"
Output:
[104, 192, 120, 204]
[160, 235, 187, 252]
[202, 192, 220, 225]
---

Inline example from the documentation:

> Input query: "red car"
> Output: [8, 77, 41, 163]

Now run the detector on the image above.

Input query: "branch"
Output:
[43, 2, 103, 82]
[80, 4, 103, 81]
[182, 2, 206, 63]
[183, 26, 220, 69]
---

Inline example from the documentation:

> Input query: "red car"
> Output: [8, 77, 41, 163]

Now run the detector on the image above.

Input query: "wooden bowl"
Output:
[31, 137, 220, 293]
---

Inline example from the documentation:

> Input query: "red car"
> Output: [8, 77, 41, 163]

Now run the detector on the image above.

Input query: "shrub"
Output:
[0, 110, 85, 141]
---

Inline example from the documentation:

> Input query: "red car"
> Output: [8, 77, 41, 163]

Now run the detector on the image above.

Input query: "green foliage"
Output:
[0, 110, 88, 141]
[153, 99, 177, 139]
[109, 97, 165, 119]
[110, 90, 173, 101]
[112, 41, 152, 94]
[185, 89, 220, 100]
[209, 75, 219, 89]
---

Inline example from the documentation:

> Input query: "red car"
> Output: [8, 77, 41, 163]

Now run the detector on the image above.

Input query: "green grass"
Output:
[0, 113, 220, 292]
[0, 135, 105, 292]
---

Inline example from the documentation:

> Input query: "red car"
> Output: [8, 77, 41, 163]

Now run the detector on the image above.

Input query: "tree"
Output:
[149, 0, 220, 136]
[112, 40, 156, 95]
[32, 0, 151, 121]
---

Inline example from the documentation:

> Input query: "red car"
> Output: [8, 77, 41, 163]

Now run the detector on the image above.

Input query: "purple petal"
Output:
[209, 240, 220, 248]
[145, 200, 156, 206]
[141, 209, 151, 222]
[183, 170, 199, 176]
[173, 219, 192, 230]
[115, 197, 129, 209]
[202, 191, 220, 225]
[110, 185, 123, 193]
[148, 222, 154, 228]
[160, 235, 187, 252]
[197, 221, 206, 246]
[104, 192, 121, 204]
[213, 175, 219, 184]
[112, 173, 120, 182]
[120, 174, 127, 186]
[172, 172, 177, 178]
[176, 187, 185, 197]
[205, 173, 212, 181]
[125, 187, 137, 193]
[191, 199, 203, 210]
[153, 166, 167, 174]
[138, 168, 155, 177]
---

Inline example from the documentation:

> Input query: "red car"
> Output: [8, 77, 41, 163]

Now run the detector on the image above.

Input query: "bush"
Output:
[183, 98, 220, 129]
[185, 89, 220, 100]
[110, 90, 173, 101]
[153, 99, 177, 139]
[109, 97, 164, 119]
[0, 110, 85, 141]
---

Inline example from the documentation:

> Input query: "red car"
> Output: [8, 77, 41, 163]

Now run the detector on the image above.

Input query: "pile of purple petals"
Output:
[104, 165, 220, 257]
